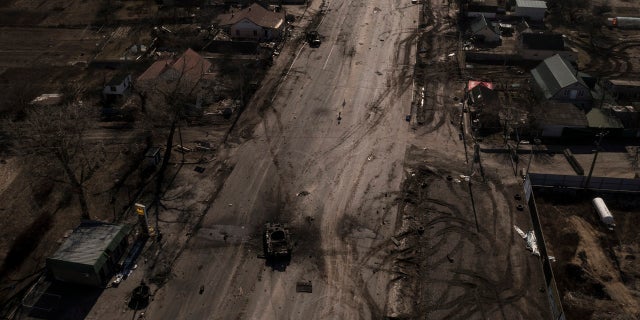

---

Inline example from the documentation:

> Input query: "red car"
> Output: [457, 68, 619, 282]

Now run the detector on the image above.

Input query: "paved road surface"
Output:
[145, 0, 418, 319]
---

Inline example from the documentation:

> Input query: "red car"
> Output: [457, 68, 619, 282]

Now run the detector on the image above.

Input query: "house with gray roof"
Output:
[514, 0, 547, 22]
[469, 15, 501, 43]
[47, 222, 131, 287]
[518, 32, 577, 62]
[530, 54, 592, 107]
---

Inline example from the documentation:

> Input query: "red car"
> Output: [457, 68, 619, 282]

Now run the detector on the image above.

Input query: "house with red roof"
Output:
[137, 48, 212, 85]
[136, 48, 213, 110]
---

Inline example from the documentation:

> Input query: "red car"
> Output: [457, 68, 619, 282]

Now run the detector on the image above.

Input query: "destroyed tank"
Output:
[263, 223, 292, 258]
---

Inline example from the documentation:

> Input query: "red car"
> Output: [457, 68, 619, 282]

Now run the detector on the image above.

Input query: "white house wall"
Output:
[229, 19, 283, 41]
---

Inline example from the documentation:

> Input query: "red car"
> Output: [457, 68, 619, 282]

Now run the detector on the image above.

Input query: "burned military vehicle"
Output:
[263, 223, 292, 258]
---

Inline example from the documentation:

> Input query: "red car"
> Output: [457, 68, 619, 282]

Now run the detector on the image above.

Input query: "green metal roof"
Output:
[516, 0, 547, 9]
[586, 108, 624, 129]
[49, 222, 130, 270]
[531, 55, 585, 99]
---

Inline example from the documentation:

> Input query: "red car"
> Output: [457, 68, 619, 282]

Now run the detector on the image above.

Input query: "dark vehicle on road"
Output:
[306, 31, 321, 48]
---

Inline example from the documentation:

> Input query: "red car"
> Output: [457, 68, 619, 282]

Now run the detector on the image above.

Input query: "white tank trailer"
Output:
[592, 197, 616, 229]
[606, 17, 640, 29]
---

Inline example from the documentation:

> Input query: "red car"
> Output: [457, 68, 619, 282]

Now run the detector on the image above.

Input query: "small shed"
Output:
[145, 147, 162, 167]
[103, 73, 132, 98]
[604, 79, 640, 103]
[47, 222, 131, 287]
[514, 0, 547, 22]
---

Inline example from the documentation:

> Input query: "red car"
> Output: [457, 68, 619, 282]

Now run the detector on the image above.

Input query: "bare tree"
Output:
[135, 50, 212, 231]
[11, 99, 104, 220]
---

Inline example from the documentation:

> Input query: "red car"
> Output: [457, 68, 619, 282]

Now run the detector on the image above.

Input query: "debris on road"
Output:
[194, 166, 205, 173]
[175, 145, 192, 153]
[514, 225, 540, 256]
[391, 236, 401, 247]
[296, 281, 313, 293]
[296, 190, 310, 197]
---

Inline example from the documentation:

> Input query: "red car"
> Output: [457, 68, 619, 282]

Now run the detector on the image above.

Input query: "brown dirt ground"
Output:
[536, 191, 640, 320]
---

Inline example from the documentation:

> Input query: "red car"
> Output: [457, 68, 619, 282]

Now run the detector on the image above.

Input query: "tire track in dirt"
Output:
[398, 147, 546, 319]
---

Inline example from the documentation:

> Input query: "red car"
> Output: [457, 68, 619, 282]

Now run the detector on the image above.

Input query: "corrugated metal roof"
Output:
[586, 108, 624, 128]
[531, 55, 584, 99]
[49, 222, 130, 268]
[470, 15, 490, 34]
[516, 0, 547, 9]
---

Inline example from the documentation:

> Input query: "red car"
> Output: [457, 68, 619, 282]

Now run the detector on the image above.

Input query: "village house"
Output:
[469, 15, 501, 44]
[518, 32, 577, 62]
[217, 3, 286, 42]
[103, 73, 132, 100]
[136, 48, 213, 109]
[603, 79, 640, 103]
[466, 80, 498, 110]
[530, 54, 593, 107]
[137, 48, 212, 87]
[465, 0, 500, 19]
[513, 0, 547, 22]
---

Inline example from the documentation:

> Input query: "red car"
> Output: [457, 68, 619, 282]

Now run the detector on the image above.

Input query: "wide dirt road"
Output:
[145, 0, 418, 319]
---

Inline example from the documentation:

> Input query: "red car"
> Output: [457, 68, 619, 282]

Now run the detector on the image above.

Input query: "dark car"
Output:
[306, 31, 321, 48]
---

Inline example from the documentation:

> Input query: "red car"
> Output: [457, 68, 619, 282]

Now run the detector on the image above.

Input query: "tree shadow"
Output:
[0, 212, 53, 278]
[24, 280, 103, 320]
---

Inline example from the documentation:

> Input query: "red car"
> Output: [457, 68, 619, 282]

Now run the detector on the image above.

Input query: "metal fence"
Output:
[524, 177, 566, 320]
[529, 173, 640, 192]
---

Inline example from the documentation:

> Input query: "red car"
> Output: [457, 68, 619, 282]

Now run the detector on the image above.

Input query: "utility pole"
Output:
[526, 138, 541, 178]
[585, 131, 607, 188]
